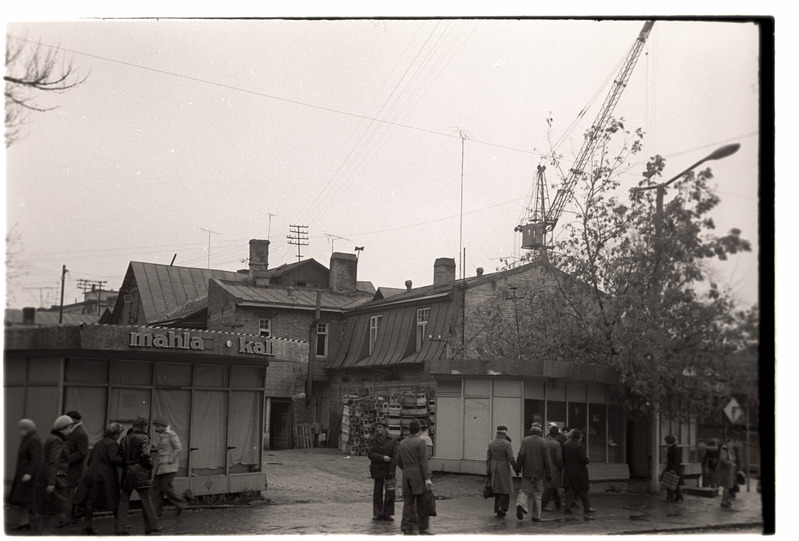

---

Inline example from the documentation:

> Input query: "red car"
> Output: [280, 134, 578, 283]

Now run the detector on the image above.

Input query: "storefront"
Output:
[4, 324, 306, 496]
[429, 357, 632, 481]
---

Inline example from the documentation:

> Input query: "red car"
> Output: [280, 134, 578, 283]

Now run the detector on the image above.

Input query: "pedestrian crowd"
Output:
[8, 412, 186, 535]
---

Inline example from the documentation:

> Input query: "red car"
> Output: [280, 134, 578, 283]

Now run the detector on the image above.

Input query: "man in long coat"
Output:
[562, 429, 596, 515]
[396, 419, 434, 535]
[65, 410, 88, 520]
[9, 419, 43, 531]
[717, 436, 737, 508]
[367, 420, 399, 521]
[514, 422, 552, 522]
[542, 423, 564, 511]
[486, 426, 516, 517]
[116, 417, 160, 535]
[37, 415, 75, 530]
[81, 423, 125, 534]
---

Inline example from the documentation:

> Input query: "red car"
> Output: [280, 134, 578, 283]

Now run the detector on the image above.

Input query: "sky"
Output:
[3, 16, 762, 311]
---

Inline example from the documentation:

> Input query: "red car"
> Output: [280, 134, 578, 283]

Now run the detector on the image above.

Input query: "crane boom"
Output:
[518, 20, 654, 251]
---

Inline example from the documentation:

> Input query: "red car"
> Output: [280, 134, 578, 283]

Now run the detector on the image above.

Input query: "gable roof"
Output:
[109, 261, 245, 324]
[212, 279, 373, 312]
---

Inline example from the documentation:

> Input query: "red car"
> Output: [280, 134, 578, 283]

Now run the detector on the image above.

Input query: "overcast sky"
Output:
[4, 17, 760, 310]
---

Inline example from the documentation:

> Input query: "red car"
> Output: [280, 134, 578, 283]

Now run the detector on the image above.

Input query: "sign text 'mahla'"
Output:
[129, 331, 272, 356]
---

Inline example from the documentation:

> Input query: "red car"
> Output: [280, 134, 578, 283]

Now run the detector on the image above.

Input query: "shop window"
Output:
[24, 386, 60, 441]
[231, 366, 265, 388]
[109, 388, 151, 423]
[547, 401, 567, 429]
[608, 404, 625, 463]
[195, 364, 229, 387]
[369, 315, 382, 354]
[111, 360, 152, 386]
[190, 390, 228, 476]
[65, 358, 109, 384]
[154, 363, 192, 387]
[228, 391, 263, 473]
[588, 402, 607, 463]
[568, 402, 587, 435]
[416, 308, 430, 352]
[316, 322, 328, 357]
[524, 399, 545, 434]
[259, 318, 271, 338]
[27, 357, 61, 384]
[64, 386, 107, 443]
[153, 389, 191, 477]
[4, 358, 27, 385]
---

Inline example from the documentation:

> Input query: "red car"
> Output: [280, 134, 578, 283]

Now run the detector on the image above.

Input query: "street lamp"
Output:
[632, 143, 740, 237]
[631, 142, 739, 494]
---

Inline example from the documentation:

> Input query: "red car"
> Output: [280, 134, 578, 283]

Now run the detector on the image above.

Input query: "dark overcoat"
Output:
[9, 431, 43, 506]
[397, 435, 430, 496]
[120, 428, 154, 490]
[716, 443, 737, 490]
[66, 424, 89, 488]
[367, 432, 399, 480]
[562, 439, 590, 491]
[544, 434, 564, 489]
[78, 436, 125, 511]
[37, 431, 70, 515]
[486, 437, 516, 495]
[515, 434, 552, 480]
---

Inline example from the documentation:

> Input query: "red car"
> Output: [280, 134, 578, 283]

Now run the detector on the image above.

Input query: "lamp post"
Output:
[631, 143, 740, 494]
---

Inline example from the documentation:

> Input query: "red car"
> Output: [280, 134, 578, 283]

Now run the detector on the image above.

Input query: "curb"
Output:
[613, 521, 764, 535]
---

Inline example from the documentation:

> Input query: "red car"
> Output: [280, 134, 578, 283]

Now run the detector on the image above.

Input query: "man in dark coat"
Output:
[542, 423, 564, 511]
[116, 417, 160, 535]
[9, 419, 43, 531]
[65, 410, 89, 521]
[367, 420, 399, 521]
[81, 423, 125, 535]
[513, 422, 552, 522]
[37, 415, 75, 531]
[562, 429, 596, 515]
[486, 426, 516, 517]
[663, 434, 684, 502]
[396, 419, 434, 535]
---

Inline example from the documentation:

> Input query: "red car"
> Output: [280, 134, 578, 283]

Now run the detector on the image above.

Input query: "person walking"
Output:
[703, 439, 720, 488]
[9, 419, 43, 531]
[542, 423, 564, 511]
[717, 436, 737, 509]
[116, 417, 160, 535]
[151, 417, 187, 517]
[513, 422, 552, 522]
[562, 429, 596, 515]
[663, 434, 684, 502]
[65, 410, 89, 522]
[80, 423, 125, 535]
[486, 426, 516, 518]
[396, 419, 434, 535]
[37, 415, 75, 531]
[367, 420, 399, 522]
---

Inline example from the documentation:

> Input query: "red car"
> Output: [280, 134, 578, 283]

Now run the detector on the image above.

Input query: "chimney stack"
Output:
[329, 252, 358, 294]
[249, 239, 270, 285]
[22, 307, 36, 326]
[476, 267, 484, 277]
[405, 280, 413, 292]
[433, 257, 456, 287]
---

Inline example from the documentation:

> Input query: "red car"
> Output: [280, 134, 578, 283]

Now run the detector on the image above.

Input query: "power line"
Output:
[287, 225, 309, 262]
[199, 228, 221, 269]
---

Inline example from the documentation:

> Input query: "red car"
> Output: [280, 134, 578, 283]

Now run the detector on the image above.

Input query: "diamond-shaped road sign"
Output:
[723, 397, 743, 424]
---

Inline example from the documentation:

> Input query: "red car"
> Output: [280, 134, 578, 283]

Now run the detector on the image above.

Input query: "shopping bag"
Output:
[482, 478, 493, 499]
[420, 490, 437, 517]
[661, 470, 679, 491]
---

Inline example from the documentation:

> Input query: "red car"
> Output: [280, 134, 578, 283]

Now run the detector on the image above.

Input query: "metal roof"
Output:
[213, 280, 373, 311]
[4, 309, 100, 327]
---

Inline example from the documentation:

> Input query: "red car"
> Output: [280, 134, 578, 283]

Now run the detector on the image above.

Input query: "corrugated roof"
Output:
[128, 262, 244, 323]
[214, 280, 373, 311]
[4, 309, 100, 327]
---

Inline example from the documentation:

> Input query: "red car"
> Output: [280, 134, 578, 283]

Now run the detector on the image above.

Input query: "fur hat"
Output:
[548, 422, 559, 434]
[152, 417, 168, 427]
[53, 415, 74, 431]
[409, 419, 421, 432]
[66, 410, 82, 421]
[18, 419, 36, 432]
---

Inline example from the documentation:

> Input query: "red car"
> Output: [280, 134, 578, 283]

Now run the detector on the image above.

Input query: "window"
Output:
[341, 320, 348, 342]
[316, 322, 328, 357]
[259, 318, 271, 338]
[369, 315, 382, 354]
[416, 308, 430, 352]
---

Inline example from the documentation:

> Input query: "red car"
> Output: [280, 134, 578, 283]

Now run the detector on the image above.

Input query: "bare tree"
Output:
[4, 35, 89, 146]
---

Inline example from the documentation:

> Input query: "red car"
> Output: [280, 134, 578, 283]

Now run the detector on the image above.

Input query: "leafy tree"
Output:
[478, 117, 753, 421]
[4, 34, 88, 146]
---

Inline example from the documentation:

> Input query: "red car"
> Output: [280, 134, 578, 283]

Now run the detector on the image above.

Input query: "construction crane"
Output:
[516, 20, 655, 252]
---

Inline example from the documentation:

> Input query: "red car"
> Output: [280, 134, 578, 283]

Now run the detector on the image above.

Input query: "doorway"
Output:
[270, 400, 292, 450]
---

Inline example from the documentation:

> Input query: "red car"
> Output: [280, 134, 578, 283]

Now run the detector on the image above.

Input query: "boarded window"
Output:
[437, 380, 462, 398]
[64, 387, 107, 443]
[109, 388, 151, 423]
[111, 360, 152, 386]
[27, 357, 61, 384]
[231, 366, 265, 388]
[154, 363, 192, 387]
[65, 358, 108, 384]
[195, 364, 229, 387]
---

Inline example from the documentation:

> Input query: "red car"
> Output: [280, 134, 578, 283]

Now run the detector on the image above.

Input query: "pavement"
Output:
[4, 448, 765, 536]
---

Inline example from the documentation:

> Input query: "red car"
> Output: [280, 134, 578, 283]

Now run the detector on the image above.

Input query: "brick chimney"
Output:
[22, 307, 36, 326]
[249, 239, 270, 285]
[405, 280, 413, 292]
[329, 252, 358, 294]
[433, 257, 456, 286]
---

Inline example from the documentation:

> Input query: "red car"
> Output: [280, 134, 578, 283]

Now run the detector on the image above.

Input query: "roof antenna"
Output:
[170, 253, 177, 266]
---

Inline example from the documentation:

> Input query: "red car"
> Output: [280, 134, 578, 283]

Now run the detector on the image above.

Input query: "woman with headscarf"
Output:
[486, 425, 516, 517]
[81, 423, 125, 535]
[717, 436, 738, 509]
[9, 419, 43, 531]
[663, 434, 684, 502]
[37, 415, 75, 530]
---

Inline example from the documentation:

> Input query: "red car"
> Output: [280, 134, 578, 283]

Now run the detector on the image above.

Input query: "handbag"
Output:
[483, 478, 493, 499]
[420, 490, 437, 518]
[735, 471, 746, 485]
[661, 470, 679, 491]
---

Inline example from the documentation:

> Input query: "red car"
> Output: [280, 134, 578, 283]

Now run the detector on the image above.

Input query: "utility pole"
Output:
[306, 291, 322, 407]
[457, 128, 468, 280]
[287, 225, 309, 262]
[77, 279, 108, 315]
[200, 228, 221, 269]
[58, 265, 68, 324]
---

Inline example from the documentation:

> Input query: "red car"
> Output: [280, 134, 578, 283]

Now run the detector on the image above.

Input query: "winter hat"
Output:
[18, 419, 36, 432]
[105, 423, 125, 437]
[570, 429, 583, 440]
[496, 425, 508, 432]
[152, 416, 168, 427]
[132, 416, 149, 429]
[53, 415, 74, 431]
[409, 419, 421, 432]
[66, 410, 82, 421]
[548, 422, 559, 434]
